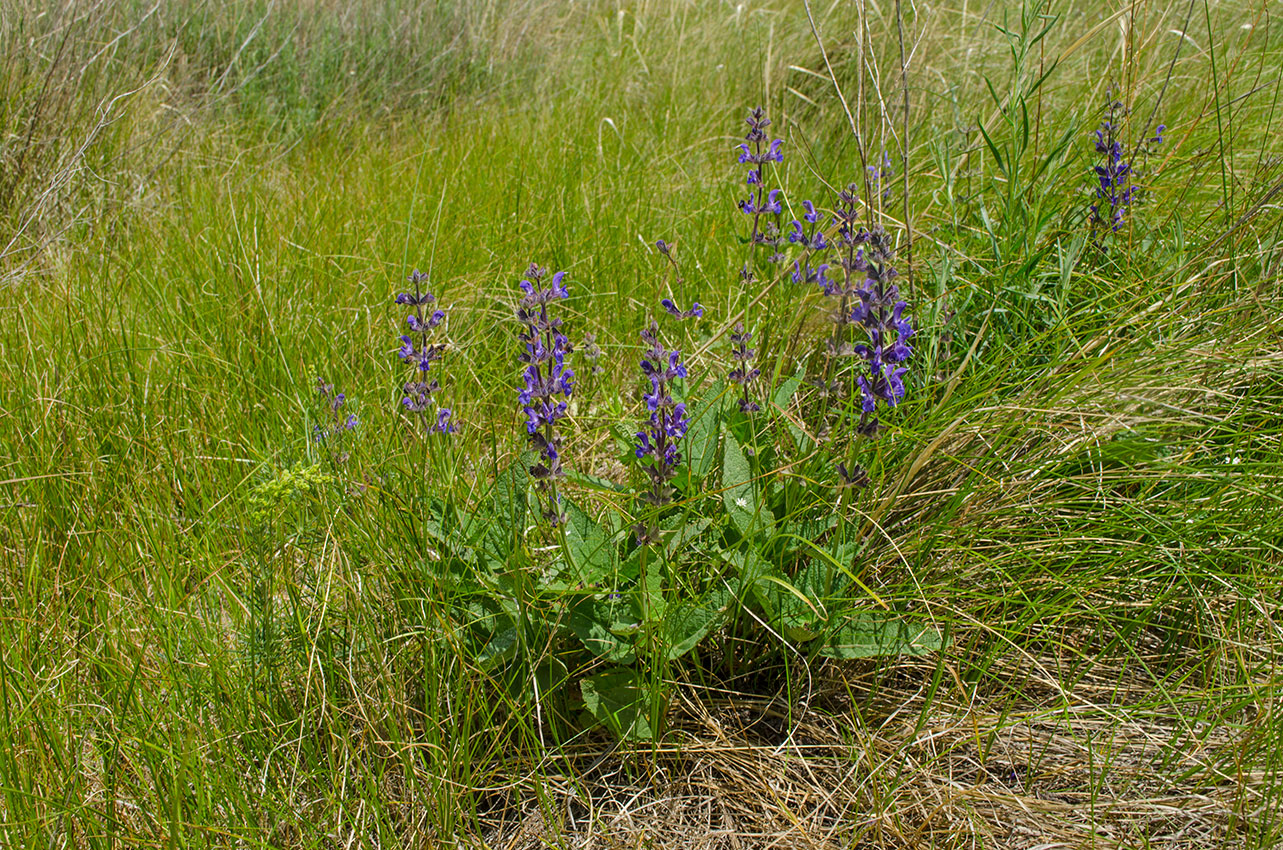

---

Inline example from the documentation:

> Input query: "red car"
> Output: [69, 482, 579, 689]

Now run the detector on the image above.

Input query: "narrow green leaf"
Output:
[978, 123, 1007, 178]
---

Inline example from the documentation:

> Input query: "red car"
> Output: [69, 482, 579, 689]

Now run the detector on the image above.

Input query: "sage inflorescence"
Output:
[1090, 94, 1165, 237]
[849, 225, 913, 438]
[727, 323, 761, 413]
[737, 106, 786, 272]
[633, 310, 694, 543]
[313, 378, 358, 464]
[517, 263, 575, 526]
[396, 270, 455, 435]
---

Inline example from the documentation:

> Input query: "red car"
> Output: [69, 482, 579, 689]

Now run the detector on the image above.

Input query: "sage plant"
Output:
[633, 311, 694, 543]
[727, 323, 761, 413]
[737, 107, 786, 274]
[801, 186, 914, 480]
[313, 378, 358, 464]
[1090, 99, 1133, 233]
[1090, 95, 1164, 237]
[824, 184, 868, 354]
[396, 270, 455, 435]
[849, 225, 913, 438]
[517, 263, 574, 525]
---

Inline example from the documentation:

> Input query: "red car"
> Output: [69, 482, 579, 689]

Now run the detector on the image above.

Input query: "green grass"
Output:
[2, 0, 1282, 846]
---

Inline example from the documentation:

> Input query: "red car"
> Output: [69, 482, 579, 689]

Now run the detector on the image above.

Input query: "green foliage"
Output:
[2, 0, 1282, 844]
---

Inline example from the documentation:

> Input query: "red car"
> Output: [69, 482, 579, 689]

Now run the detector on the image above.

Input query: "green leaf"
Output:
[978, 122, 1007, 179]
[481, 455, 529, 560]
[683, 378, 725, 481]
[662, 588, 731, 660]
[567, 597, 637, 663]
[722, 429, 771, 536]
[474, 610, 519, 668]
[772, 367, 804, 412]
[772, 367, 809, 450]
[773, 532, 888, 610]
[564, 499, 616, 585]
[564, 470, 630, 494]
[754, 573, 823, 641]
[636, 568, 666, 623]
[664, 518, 710, 559]
[581, 669, 658, 741]
[819, 612, 944, 659]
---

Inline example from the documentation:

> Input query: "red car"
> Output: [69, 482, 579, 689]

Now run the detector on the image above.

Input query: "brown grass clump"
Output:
[472, 646, 1273, 849]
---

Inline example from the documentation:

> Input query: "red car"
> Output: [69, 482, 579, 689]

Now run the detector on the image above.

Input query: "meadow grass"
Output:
[2, 0, 1282, 846]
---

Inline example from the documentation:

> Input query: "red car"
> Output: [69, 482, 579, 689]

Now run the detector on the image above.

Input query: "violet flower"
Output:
[313, 378, 358, 463]
[1090, 101, 1134, 233]
[1089, 96, 1163, 236]
[396, 270, 455, 436]
[517, 263, 574, 525]
[728, 323, 761, 413]
[848, 225, 913, 437]
[633, 313, 694, 543]
[822, 184, 869, 347]
[661, 298, 704, 320]
[867, 152, 894, 203]
[737, 107, 785, 254]
[788, 200, 829, 251]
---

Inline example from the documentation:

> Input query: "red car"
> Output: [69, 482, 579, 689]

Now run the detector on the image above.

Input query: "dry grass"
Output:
[468, 648, 1272, 849]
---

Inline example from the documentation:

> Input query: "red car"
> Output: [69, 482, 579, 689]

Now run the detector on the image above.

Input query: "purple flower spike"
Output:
[517, 263, 574, 525]
[737, 107, 785, 248]
[1090, 97, 1162, 236]
[395, 270, 455, 437]
[844, 225, 913, 434]
[313, 377, 357, 463]
[728, 323, 761, 413]
[633, 315, 694, 542]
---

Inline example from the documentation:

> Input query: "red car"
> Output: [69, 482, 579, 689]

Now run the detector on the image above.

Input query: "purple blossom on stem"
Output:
[633, 313, 694, 543]
[847, 225, 913, 437]
[728, 323, 761, 413]
[867, 152, 894, 204]
[788, 200, 829, 251]
[1090, 96, 1163, 236]
[517, 263, 574, 525]
[396, 270, 455, 435]
[661, 298, 704, 320]
[739, 188, 782, 217]
[821, 184, 870, 338]
[737, 107, 785, 250]
[313, 378, 358, 463]
[1091, 106, 1133, 232]
[792, 260, 834, 293]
